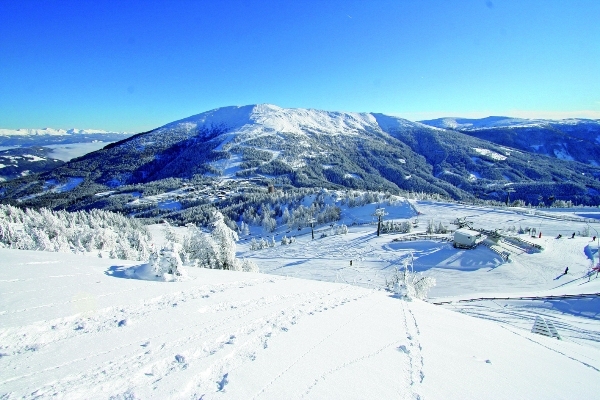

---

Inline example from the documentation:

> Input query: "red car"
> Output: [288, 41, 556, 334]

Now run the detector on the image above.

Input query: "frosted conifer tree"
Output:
[158, 243, 184, 277]
[261, 212, 277, 233]
[163, 221, 180, 244]
[210, 211, 238, 270]
[184, 225, 220, 269]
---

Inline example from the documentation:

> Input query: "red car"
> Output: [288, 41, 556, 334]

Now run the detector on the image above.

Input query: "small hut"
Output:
[453, 228, 485, 249]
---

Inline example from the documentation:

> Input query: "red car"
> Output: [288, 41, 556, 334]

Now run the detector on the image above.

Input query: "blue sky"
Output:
[1, 0, 599, 132]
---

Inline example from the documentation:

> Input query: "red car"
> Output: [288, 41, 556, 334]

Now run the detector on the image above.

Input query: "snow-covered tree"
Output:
[183, 225, 220, 269]
[163, 221, 180, 244]
[261, 212, 277, 233]
[159, 242, 184, 276]
[240, 221, 250, 236]
[210, 211, 239, 270]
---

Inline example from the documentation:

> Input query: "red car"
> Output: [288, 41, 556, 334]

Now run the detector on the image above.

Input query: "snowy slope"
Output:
[1, 248, 599, 399]
[418, 116, 600, 166]
[161, 104, 387, 137]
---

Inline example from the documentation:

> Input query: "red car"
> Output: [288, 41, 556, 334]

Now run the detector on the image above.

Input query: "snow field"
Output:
[2, 248, 599, 399]
[2, 200, 600, 398]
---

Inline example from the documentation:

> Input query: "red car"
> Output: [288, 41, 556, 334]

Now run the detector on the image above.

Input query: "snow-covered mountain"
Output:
[419, 116, 600, 131]
[0, 127, 128, 136]
[419, 116, 600, 166]
[3, 104, 600, 210]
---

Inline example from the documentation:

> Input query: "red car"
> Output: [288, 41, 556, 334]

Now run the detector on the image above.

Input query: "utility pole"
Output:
[373, 208, 388, 237]
[309, 217, 316, 240]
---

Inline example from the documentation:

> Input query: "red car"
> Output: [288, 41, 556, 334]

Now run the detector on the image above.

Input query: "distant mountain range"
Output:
[2, 105, 600, 211]
[0, 128, 134, 180]
[0, 128, 129, 136]
[419, 117, 600, 166]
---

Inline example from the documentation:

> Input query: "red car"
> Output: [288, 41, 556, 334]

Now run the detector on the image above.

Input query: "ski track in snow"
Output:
[500, 325, 600, 372]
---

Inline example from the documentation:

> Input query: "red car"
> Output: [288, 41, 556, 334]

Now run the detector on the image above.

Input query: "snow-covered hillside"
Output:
[1, 200, 599, 398]
[163, 104, 388, 137]
[418, 116, 600, 167]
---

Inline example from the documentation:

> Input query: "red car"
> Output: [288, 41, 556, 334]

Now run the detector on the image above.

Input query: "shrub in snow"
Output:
[159, 243, 184, 277]
[280, 235, 296, 245]
[386, 255, 436, 301]
[236, 258, 259, 273]
[581, 225, 591, 237]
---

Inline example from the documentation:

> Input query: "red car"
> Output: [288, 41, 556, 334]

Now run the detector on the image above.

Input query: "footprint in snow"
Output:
[397, 345, 410, 354]
[217, 373, 229, 391]
[175, 354, 186, 363]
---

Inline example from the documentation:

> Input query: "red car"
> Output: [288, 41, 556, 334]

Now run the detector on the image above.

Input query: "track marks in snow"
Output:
[1, 280, 367, 399]
[252, 291, 379, 399]
[401, 301, 425, 399]
[301, 340, 399, 398]
[500, 326, 600, 372]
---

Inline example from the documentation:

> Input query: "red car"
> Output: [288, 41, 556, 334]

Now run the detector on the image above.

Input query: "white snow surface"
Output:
[2, 201, 600, 399]
[472, 147, 507, 161]
[160, 104, 426, 139]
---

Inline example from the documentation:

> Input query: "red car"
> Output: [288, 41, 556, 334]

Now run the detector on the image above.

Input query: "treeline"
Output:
[0, 205, 152, 260]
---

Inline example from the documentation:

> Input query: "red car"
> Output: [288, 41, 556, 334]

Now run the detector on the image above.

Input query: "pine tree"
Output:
[210, 211, 239, 270]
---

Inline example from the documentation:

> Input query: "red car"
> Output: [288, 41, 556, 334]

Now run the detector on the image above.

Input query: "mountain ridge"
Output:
[0, 128, 130, 136]
[2, 104, 600, 213]
[418, 116, 600, 166]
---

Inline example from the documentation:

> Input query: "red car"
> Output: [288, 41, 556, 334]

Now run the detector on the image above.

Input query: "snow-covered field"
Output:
[1, 201, 600, 399]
